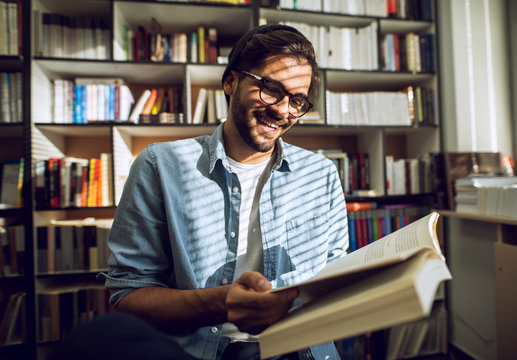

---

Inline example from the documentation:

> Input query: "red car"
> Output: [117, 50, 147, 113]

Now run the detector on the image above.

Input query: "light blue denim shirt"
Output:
[104, 124, 348, 360]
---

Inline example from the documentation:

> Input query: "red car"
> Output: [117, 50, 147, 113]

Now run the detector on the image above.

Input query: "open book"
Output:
[259, 211, 451, 359]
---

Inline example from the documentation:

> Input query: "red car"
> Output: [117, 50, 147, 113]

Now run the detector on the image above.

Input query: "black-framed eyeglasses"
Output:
[240, 71, 313, 118]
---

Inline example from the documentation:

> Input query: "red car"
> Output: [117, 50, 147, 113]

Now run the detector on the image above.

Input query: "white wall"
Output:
[437, 1, 514, 359]
[439, 0, 512, 155]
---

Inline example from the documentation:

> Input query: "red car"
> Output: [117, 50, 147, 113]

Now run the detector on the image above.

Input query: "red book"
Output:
[387, 0, 397, 17]
[48, 158, 61, 208]
[393, 34, 400, 71]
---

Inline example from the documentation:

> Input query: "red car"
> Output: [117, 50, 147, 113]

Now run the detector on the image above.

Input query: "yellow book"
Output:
[198, 26, 205, 63]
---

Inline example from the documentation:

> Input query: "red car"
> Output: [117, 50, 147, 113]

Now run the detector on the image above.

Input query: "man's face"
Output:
[226, 55, 312, 156]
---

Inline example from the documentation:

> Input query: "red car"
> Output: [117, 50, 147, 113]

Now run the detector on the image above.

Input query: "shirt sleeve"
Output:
[104, 145, 172, 307]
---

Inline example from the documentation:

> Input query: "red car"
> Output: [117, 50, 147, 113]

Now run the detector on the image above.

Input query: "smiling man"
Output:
[101, 25, 349, 360]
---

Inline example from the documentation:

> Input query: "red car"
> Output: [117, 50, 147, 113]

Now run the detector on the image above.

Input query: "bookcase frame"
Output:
[0, 0, 443, 359]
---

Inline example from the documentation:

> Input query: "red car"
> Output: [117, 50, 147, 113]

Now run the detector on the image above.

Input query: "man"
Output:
[104, 24, 348, 359]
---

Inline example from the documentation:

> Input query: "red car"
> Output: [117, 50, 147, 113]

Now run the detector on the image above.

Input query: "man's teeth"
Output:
[260, 119, 279, 129]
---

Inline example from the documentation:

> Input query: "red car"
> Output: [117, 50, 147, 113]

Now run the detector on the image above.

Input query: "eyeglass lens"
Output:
[260, 82, 310, 116]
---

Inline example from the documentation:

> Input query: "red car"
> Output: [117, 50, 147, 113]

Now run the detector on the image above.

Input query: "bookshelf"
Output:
[0, 0, 37, 359]
[0, 0, 443, 359]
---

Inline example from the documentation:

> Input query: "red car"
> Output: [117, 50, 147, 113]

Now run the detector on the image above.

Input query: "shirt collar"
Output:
[207, 123, 293, 174]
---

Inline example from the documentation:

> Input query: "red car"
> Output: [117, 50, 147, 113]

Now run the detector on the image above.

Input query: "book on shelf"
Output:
[37, 218, 113, 274]
[35, 11, 109, 59]
[129, 89, 151, 123]
[37, 286, 111, 342]
[53, 78, 134, 123]
[0, 291, 26, 345]
[274, 20, 378, 71]
[258, 211, 451, 359]
[34, 156, 113, 209]
[0, 1, 21, 56]
[192, 88, 208, 124]
[206, 89, 217, 124]
[386, 304, 447, 359]
[0, 220, 25, 276]
[325, 89, 413, 126]
[1, 72, 23, 124]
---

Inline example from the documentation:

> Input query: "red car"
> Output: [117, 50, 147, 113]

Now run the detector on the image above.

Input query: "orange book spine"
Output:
[141, 89, 158, 115]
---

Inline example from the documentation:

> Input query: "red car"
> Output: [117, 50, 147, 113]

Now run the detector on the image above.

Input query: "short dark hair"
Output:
[221, 24, 320, 92]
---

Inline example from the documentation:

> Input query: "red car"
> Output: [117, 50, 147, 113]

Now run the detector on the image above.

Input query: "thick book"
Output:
[258, 211, 451, 359]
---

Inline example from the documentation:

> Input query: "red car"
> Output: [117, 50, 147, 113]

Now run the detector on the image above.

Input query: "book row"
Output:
[34, 11, 110, 60]
[274, 20, 378, 71]
[326, 89, 411, 126]
[0, 158, 24, 207]
[381, 33, 435, 73]
[0, 291, 26, 345]
[347, 205, 430, 252]
[385, 155, 433, 196]
[38, 286, 112, 342]
[0, 72, 22, 123]
[317, 151, 370, 195]
[278, 0, 432, 20]
[0, 222, 24, 276]
[130, 86, 185, 124]
[0, 1, 21, 56]
[192, 88, 229, 125]
[52, 78, 135, 124]
[386, 305, 447, 360]
[34, 155, 113, 209]
[120, 22, 220, 65]
[326, 86, 436, 127]
[36, 219, 112, 274]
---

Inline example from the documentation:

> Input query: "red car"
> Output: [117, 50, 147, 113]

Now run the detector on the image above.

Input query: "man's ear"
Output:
[223, 70, 238, 96]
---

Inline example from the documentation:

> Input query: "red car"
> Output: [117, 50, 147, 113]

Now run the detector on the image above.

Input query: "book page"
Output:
[273, 212, 441, 294]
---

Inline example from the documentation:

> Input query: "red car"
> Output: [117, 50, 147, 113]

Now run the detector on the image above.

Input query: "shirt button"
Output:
[230, 232, 235, 238]
[232, 187, 239, 193]
[211, 327, 218, 333]
[221, 278, 229, 285]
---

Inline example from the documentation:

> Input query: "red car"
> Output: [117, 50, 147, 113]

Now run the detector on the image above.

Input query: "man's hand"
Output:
[226, 271, 299, 335]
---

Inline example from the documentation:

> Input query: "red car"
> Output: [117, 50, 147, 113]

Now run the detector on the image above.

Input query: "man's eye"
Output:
[291, 97, 306, 108]
[263, 84, 283, 97]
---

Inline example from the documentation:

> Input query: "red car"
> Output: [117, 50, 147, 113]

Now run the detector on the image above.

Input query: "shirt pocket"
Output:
[285, 213, 329, 240]
[279, 214, 330, 286]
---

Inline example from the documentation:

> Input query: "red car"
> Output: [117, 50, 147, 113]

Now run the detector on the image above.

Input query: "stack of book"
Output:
[454, 175, 517, 218]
